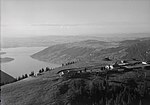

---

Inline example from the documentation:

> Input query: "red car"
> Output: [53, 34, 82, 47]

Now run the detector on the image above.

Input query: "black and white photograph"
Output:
[1, 0, 150, 105]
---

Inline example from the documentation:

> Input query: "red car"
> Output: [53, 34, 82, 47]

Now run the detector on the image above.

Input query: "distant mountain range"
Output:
[2, 33, 150, 48]
[31, 37, 150, 64]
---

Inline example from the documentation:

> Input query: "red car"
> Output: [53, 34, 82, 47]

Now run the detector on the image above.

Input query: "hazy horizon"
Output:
[1, 0, 150, 37]
[2, 32, 150, 38]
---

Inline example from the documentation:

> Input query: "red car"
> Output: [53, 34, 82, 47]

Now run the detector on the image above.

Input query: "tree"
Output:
[25, 74, 28, 78]
[46, 67, 50, 71]
[18, 76, 22, 80]
[41, 68, 44, 72]
[22, 75, 25, 79]
[39, 69, 42, 73]
[29, 71, 34, 76]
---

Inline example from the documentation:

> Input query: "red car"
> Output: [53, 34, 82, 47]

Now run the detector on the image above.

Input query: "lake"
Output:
[1, 47, 60, 78]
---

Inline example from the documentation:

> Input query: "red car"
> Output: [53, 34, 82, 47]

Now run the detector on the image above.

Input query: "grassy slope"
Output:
[1, 61, 111, 105]
[1, 61, 150, 105]
[1, 72, 58, 105]
[1, 64, 85, 105]
[0, 70, 15, 84]
[2, 37, 150, 105]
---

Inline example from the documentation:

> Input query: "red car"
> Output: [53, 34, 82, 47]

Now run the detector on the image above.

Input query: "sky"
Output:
[1, 0, 150, 37]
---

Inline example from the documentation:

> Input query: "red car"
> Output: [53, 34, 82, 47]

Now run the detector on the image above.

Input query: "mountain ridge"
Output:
[31, 38, 150, 64]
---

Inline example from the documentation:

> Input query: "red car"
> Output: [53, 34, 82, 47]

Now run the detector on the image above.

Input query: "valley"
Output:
[1, 36, 150, 105]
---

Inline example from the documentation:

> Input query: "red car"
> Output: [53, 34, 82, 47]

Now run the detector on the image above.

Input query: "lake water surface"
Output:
[1, 47, 60, 78]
